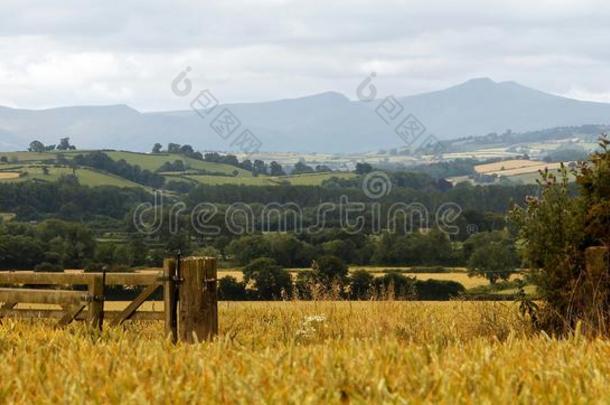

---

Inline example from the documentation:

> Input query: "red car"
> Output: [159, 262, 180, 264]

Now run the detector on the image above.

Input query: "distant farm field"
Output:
[217, 266, 509, 290]
[0, 165, 144, 188]
[184, 174, 274, 186]
[0, 172, 20, 180]
[103, 151, 251, 176]
[475, 159, 567, 177]
[183, 171, 357, 187]
[0, 150, 356, 188]
[474, 159, 544, 174]
[1, 301, 607, 403]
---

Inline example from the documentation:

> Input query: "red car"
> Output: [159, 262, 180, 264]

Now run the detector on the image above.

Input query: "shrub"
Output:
[314, 255, 348, 283]
[295, 270, 317, 300]
[373, 272, 416, 300]
[243, 258, 292, 300]
[218, 276, 248, 301]
[349, 270, 374, 299]
[510, 136, 610, 334]
[414, 279, 465, 300]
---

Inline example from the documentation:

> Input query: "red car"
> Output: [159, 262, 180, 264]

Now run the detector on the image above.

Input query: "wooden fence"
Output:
[0, 256, 217, 343]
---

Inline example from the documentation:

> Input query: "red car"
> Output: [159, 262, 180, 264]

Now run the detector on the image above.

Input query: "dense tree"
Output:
[242, 258, 292, 300]
[28, 140, 46, 153]
[253, 160, 267, 175]
[466, 231, 519, 284]
[314, 255, 348, 284]
[0, 235, 46, 269]
[355, 162, 373, 175]
[167, 143, 181, 153]
[179, 145, 195, 155]
[159, 160, 186, 172]
[226, 235, 271, 265]
[218, 276, 247, 300]
[269, 161, 285, 176]
[293, 161, 314, 174]
[240, 159, 253, 172]
[73, 152, 165, 188]
[349, 270, 374, 299]
[57, 137, 75, 151]
[373, 272, 416, 299]
[152, 143, 163, 153]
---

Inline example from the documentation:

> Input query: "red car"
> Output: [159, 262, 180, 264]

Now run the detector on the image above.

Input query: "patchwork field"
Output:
[183, 171, 357, 187]
[0, 150, 250, 176]
[0, 150, 357, 188]
[1, 301, 607, 403]
[0, 165, 143, 188]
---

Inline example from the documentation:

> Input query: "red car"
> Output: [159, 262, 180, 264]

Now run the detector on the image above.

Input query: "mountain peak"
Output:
[466, 77, 495, 83]
[459, 77, 497, 88]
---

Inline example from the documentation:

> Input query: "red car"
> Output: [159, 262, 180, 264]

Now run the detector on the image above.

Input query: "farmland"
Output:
[217, 267, 516, 290]
[474, 159, 565, 177]
[0, 165, 143, 188]
[0, 150, 358, 188]
[1, 301, 608, 403]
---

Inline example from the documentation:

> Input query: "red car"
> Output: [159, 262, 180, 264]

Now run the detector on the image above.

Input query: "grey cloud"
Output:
[0, 0, 610, 110]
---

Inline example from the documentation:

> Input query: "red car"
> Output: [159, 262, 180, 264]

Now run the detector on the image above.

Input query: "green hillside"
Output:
[101, 151, 251, 176]
[0, 150, 356, 189]
[0, 164, 144, 188]
[0, 150, 249, 176]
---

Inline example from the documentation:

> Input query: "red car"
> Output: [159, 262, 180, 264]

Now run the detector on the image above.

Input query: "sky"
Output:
[1, 0, 610, 111]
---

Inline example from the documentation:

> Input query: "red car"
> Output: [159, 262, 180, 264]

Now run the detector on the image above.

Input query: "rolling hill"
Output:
[0, 150, 356, 189]
[1, 78, 610, 153]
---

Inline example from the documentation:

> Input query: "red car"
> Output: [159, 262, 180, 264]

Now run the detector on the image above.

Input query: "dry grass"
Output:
[474, 159, 566, 177]
[474, 159, 544, 174]
[1, 301, 610, 403]
[0, 172, 20, 180]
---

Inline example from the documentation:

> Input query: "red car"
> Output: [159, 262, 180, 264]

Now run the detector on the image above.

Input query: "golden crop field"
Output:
[485, 163, 564, 177]
[474, 159, 548, 174]
[0, 172, 20, 180]
[1, 301, 608, 403]
[217, 269, 494, 288]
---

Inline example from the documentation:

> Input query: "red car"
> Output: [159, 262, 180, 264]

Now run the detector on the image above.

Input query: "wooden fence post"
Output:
[204, 257, 218, 337]
[163, 258, 178, 343]
[178, 257, 218, 343]
[88, 274, 104, 330]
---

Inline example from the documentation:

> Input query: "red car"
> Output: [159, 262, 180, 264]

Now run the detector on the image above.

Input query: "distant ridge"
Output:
[1, 78, 609, 153]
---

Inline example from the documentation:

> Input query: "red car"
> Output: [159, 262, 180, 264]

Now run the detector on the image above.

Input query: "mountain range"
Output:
[1, 78, 609, 153]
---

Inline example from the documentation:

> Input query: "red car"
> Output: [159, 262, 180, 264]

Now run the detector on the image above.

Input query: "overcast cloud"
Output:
[1, 0, 610, 110]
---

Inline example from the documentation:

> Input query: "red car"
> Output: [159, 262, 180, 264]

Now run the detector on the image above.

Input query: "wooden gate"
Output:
[0, 256, 218, 343]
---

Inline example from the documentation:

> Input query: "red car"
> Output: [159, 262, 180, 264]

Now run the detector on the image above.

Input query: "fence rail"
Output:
[0, 256, 218, 343]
